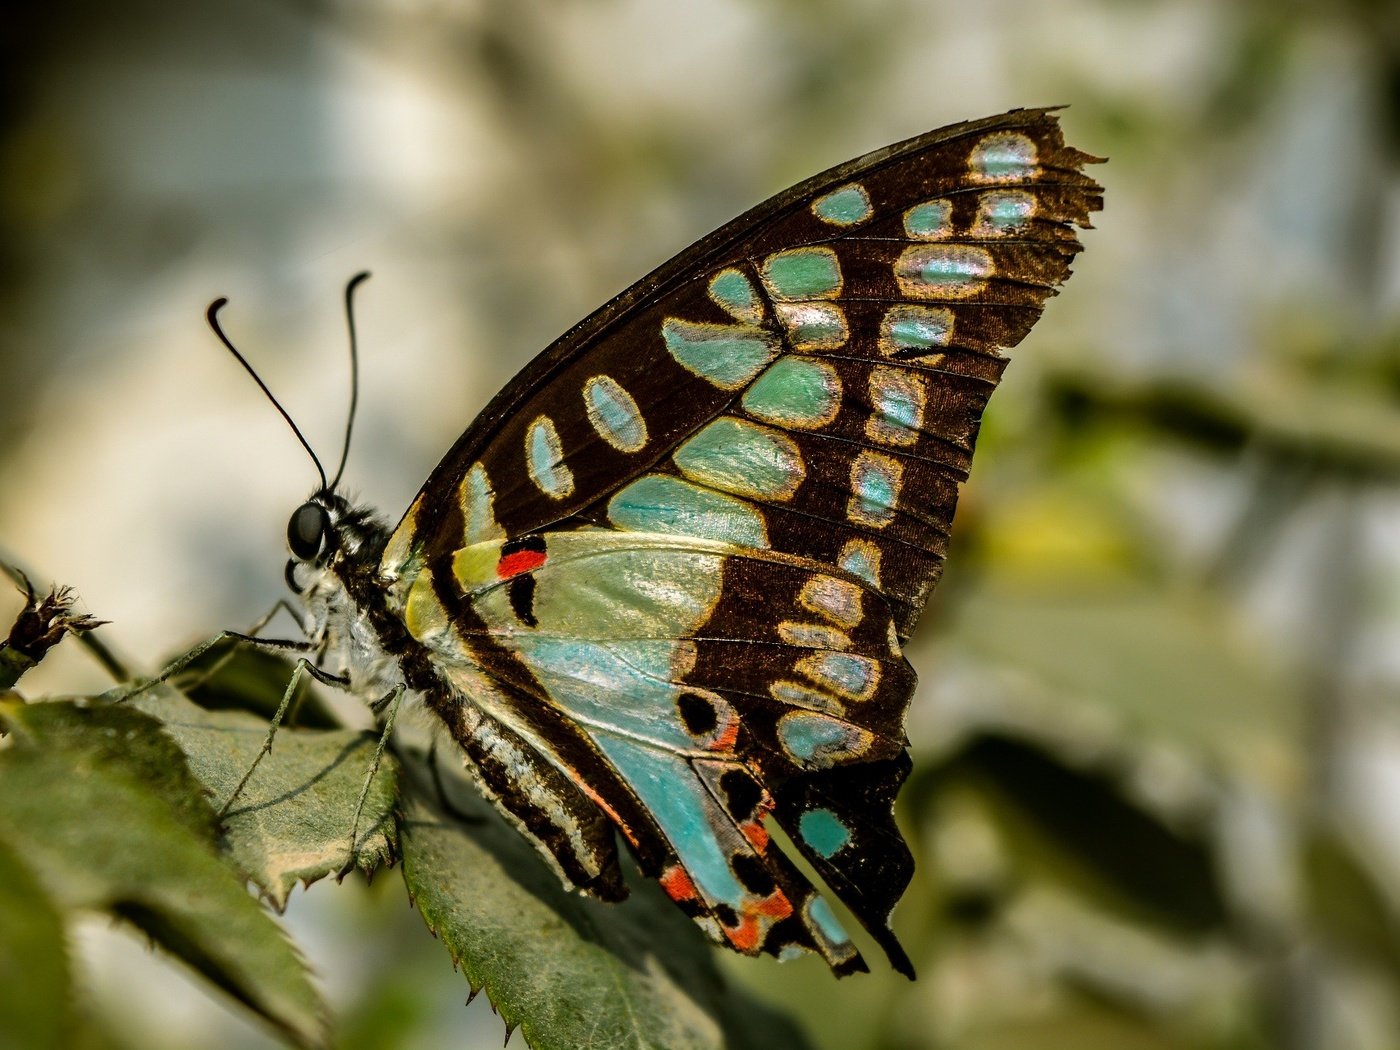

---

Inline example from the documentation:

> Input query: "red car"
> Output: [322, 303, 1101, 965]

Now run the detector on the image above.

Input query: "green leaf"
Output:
[0, 698, 220, 845]
[0, 836, 72, 1050]
[0, 745, 329, 1049]
[133, 687, 398, 909]
[397, 788, 813, 1050]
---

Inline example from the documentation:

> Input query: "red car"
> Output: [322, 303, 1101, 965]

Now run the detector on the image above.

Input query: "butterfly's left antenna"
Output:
[206, 297, 330, 493]
[329, 271, 370, 491]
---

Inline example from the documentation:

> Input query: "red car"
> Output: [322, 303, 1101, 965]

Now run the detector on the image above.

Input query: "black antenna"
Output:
[206, 297, 330, 492]
[330, 271, 370, 491]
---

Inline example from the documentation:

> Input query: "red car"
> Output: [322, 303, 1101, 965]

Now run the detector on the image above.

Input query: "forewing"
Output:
[386, 107, 1103, 637]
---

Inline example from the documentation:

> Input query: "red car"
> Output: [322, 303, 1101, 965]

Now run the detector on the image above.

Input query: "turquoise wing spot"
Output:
[662, 319, 778, 390]
[607, 474, 769, 548]
[707, 268, 763, 324]
[674, 417, 806, 502]
[583, 375, 648, 454]
[865, 366, 927, 448]
[848, 451, 903, 528]
[760, 247, 842, 301]
[811, 183, 872, 226]
[894, 245, 994, 300]
[774, 302, 848, 351]
[805, 896, 851, 946]
[525, 415, 575, 500]
[837, 539, 882, 587]
[878, 304, 953, 357]
[798, 575, 864, 629]
[972, 188, 1037, 234]
[903, 198, 953, 239]
[460, 462, 507, 544]
[776, 711, 874, 768]
[778, 620, 851, 651]
[796, 651, 880, 701]
[742, 357, 842, 430]
[969, 130, 1040, 182]
[798, 809, 852, 858]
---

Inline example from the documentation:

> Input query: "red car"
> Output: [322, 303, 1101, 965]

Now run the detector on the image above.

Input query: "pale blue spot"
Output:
[839, 542, 879, 585]
[799, 809, 851, 858]
[860, 470, 895, 509]
[742, 357, 840, 429]
[807, 897, 850, 944]
[526, 416, 574, 500]
[895, 246, 993, 300]
[662, 319, 777, 389]
[866, 367, 928, 449]
[776, 302, 848, 350]
[812, 184, 872, 226]
[881, 305, 952, 354]
[674, 418, 805, 501]
[970, 132, 1039, 182]
[761, 248, 842, 300]
[913, 248, 991, 287]
[976, 190, 1035, 233]
[708, 268, 760, 322]
[877, 385, 920, 431]
[851, 454, 900, 525]
[460, 462, 505, 544]
[811, 653, 875, 697]
[778, 712, 868, 765]
[607, 474, 768, 548]
[903, 199, 952, 239]
[584, 375, 647, 453]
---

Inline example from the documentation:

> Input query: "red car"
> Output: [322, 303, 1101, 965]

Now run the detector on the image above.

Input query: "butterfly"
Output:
[220, 108, 1101, 978]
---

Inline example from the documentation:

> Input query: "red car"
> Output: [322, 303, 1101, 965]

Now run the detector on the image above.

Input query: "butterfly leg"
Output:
[338, 683, 405, 880]
[168, 599, 311, 695]
[216, 657, 323, 817]
[109, 630, 322, 703]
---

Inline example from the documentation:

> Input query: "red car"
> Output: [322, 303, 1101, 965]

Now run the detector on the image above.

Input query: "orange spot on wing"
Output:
[757, 889, 793, 920]
[741, 821, 770, 851]
[725, 915, 762, 952]
[660, 865, 698, 902]
[724, 889, 793, 952]
[708, 716, 739, 753]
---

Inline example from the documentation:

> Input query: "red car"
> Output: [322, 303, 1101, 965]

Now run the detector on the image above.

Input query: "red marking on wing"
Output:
[726, 916, 761, 951]
[707, 715, 739, 753]
[740, 820, 770, 851]
[723, 889, 794, 951]
[497, 549, 547, 579]
[660, 864, 699, 902]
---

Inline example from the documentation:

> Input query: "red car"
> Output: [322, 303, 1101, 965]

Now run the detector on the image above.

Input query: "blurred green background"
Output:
[3, 1, 1400, 1048]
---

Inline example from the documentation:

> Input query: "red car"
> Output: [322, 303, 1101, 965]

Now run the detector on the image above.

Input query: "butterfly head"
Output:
[282, 490, 387, 596]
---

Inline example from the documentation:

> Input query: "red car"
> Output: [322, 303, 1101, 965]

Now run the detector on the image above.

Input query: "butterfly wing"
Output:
[382, 108, 1103, 974]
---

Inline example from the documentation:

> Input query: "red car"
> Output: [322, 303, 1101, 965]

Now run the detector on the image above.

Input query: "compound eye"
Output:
[287, 502, 330, 562]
